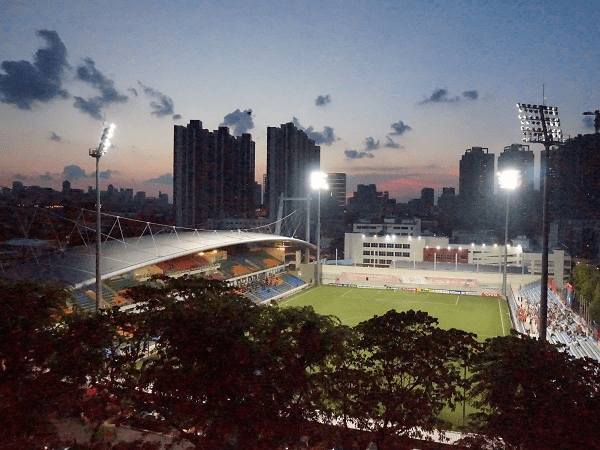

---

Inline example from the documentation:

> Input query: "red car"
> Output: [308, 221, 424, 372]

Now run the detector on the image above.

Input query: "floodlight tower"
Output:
[498, 169, 520, 298]
[310, 171, 328, 286]
[516, 103, 561, 341]
[89, 123, 115, 313]
[583, 110, 600, 134]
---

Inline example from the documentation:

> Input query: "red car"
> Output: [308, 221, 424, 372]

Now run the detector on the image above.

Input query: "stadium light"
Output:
[516, 102, 562, 341]
[310, 171, 328, 285]
[89, 123, 116, 313]
[498, 169, 520, 298]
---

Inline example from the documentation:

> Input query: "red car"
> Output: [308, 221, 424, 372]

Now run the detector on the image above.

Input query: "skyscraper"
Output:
[173, 120, 256, 228]
[498, 144, 534, 190]
[325, 173, 347, 212]
[458, 146, 495, 228]
[265, 122, 320, 220]
[498, 144, 535, 236]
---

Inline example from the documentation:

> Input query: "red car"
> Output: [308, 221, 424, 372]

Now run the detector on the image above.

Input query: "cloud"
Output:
[138, 81, 179, 119]
[62, 165, 89, 181]
[14, 174, 28, 181]
[99, 169, 119, 179]
[0, 29, 69, 109]
[345, 149, 375, 159]
[147, 173, 173, 184]
[315, 94, 331, 106]
[73, 57, 128, 120]
[49, 131, 61, 142]
[390, 120, 412, 135]
[220, 109, 254, 136]
[419, 88, 459, 104]
[418, 88, 480, 105]
[364, 137, 380, 151]
[291, 118, 336, 145]
[383, 137, 403, 149]
[462, 90, 479, 100]
[39, 173, 53, 183]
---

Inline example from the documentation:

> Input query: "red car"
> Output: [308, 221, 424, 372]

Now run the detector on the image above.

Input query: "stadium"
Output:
[3, 209, 598, 362]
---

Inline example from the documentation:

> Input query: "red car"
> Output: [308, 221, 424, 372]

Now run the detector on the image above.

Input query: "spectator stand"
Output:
[515, 281, 600, 361]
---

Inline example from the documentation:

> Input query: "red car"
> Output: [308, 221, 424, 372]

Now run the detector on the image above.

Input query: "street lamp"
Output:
[89, 123, 115, 313]
[310, 171, 328, 285]
[517, 103, 561, 341]
[498, 169, 520, 298]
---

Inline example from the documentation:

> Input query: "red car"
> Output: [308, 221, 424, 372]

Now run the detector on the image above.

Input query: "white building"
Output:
[344, 228, 571, 288]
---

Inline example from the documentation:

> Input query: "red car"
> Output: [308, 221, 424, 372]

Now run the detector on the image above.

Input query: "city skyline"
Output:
[1, 0, 599, 202]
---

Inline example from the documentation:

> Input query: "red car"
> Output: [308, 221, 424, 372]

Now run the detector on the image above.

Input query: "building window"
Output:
[395, 252, 402, 257]
[379, 243, 386, 248]
[363, 242, 370, 247]
[403, 252, 410, 257]
[403, 244, 410, 249]
[363, 251, 370, 255]
[387, 244, 394, 248]
[395, 244, 401, 248]
[387, 252, 394, 256]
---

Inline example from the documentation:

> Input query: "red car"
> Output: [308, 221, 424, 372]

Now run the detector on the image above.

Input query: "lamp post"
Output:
[517, 103, 561, 341]
[498, 169, 520, 298]
[310, 171, 328, 285]
[89, 123, 115, 313]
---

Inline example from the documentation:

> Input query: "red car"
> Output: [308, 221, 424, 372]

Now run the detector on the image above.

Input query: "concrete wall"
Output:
[321, 264, 539, 295]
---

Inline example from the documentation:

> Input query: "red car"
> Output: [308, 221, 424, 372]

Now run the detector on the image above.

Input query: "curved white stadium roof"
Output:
[8, 229, 310, 289]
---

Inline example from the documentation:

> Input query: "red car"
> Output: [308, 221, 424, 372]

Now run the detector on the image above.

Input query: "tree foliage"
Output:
[570, 263, 600, 323]
[465, 333, 600, 449]
[3, 276, 600, 449]
[321, 310, 478, 447]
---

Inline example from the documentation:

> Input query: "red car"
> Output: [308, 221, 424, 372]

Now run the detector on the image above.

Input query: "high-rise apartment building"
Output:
[547, 133, 600, 221]
[325, 173, 346, 211]
[498, 144, 534, 190]
[458, 146, 495, 228]
[265, 122, 320, 220]
[498, 144, 535, 236]
[173, 120, 256, 228]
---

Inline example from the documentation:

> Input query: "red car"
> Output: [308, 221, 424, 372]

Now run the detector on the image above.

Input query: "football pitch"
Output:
[280, 285, 511, 339]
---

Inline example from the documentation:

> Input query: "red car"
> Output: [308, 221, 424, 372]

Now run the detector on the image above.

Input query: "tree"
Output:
[0, 278, 83, 449]
[248, 304, 347, 448]
[323, 309, 477, 448]
[126, 275, 354, 449]
[0, 277, 154, 449]
[465, 333, 600, 449]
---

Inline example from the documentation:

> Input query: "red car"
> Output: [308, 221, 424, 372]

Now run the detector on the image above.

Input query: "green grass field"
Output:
[281, 285, 511, 428]
[280, 285, 511, 340]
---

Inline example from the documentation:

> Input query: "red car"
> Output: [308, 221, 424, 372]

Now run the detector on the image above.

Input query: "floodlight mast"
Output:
[498, 169, 520, 298]
[310, 172, 328, 286]
[89, 123, 115, 313]
[516, 104, 561, 341]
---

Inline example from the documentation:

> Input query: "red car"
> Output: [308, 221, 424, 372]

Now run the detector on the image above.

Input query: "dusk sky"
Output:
[1, 0, 599, 202]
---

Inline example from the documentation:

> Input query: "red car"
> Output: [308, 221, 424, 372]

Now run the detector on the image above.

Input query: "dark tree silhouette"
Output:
[465, 333, 600, 449]
[322, 309, 477, 447]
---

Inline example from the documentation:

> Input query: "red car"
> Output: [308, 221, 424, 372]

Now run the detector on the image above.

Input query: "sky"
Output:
[1, 0, 599, 203]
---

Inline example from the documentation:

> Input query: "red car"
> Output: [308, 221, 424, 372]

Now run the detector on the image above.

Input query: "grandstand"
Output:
[514, 281, 600, 360]
[1, 227, 312, 311]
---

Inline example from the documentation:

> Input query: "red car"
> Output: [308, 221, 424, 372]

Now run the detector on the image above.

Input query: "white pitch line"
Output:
[278, 288, 314, 305]
[498, 297, 507, 335]
[455, 295, 460, 305]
